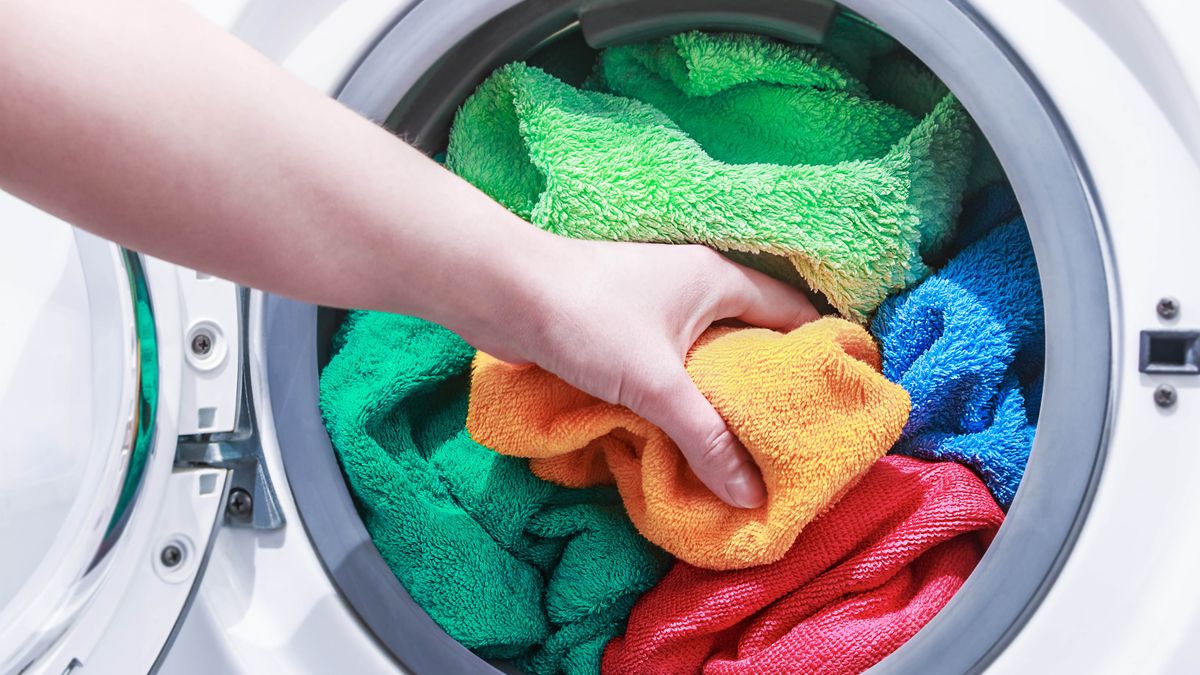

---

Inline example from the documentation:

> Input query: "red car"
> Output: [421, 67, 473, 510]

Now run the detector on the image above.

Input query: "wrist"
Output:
[429, 216, 568, 360]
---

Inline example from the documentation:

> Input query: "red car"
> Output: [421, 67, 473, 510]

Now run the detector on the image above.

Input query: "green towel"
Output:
[319, 312, 670, 675]
[864, 50, 1006, 197]
[821, 13, 900, 81]
[447, 32, 974, 321]
[590, 33, 916, 168]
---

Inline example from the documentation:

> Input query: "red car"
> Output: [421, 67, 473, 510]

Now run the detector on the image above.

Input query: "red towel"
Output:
[602, 456, 1004, 674]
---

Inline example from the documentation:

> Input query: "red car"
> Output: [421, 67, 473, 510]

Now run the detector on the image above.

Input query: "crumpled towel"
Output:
[320, 312, 671, 675]
[467, 318, 911, 571]
[591, 33, 916, 168]
[447, 30, 975, 321]
[871, 185, 1043, 509]
[602, 456, 1004, 675]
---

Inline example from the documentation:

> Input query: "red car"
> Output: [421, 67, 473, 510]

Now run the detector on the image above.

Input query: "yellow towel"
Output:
[467, 318, 912, 570]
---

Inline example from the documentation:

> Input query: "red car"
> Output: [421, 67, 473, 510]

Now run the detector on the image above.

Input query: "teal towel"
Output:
[319, 312, 670, 675]
[447, 31, 975, 321]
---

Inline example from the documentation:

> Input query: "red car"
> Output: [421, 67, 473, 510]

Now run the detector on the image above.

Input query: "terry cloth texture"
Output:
[446, 30, 976, 321]
[320, 312, 671, 675]
[821, 14, 900, 81]
[862, 50, 1005, 198]
[602, 456, 1004, 675]
[467, 318, 912, 571]
[871, 185, 1043, 509]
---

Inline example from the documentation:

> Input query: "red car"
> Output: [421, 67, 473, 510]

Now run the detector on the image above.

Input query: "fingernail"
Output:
[725, 472, 766, 509]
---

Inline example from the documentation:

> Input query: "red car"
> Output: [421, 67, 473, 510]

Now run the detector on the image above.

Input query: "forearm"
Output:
[0, 0, 550, 334]
[0, 0, 823, 508]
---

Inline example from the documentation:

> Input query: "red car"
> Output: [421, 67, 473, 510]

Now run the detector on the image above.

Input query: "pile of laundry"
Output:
[321, 16, 1042, 675]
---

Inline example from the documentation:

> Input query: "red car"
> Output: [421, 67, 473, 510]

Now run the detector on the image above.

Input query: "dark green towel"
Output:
[447, 31, 974, 322]
[320, 312, 670, 675]
[864, 50, 1006, 196]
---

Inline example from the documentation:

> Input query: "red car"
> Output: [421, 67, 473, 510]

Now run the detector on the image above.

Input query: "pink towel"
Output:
[602, 456, 1004, 674]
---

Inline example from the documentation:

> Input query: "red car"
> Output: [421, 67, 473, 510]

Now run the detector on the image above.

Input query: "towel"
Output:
[863, 50, 1006, 197]
[467, 318, 911, 571]
[820, 13, 900, 81]
[320, 312, 671, 675]
[870, 185, 1043, 508]
[602, 456, 1004, 675]
[591, 33, 916, 168]
[446, 31, 976, 321]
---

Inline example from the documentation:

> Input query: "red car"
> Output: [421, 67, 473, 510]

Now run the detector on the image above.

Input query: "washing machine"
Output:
[2, 0, 1198, 673]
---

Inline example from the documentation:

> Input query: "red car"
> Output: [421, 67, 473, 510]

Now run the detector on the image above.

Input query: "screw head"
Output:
[1157, 297, 1180, 320]
[1154, 383, 1178, 408]
[160, 544, 183, 567]
[227, 487, 253, 517]
[190, 332, 213, 356]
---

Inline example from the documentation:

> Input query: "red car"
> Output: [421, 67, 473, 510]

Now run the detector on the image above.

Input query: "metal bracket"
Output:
[175, 288, 284, 530]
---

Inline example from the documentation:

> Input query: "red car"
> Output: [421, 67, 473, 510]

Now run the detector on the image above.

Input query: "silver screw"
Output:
[1154, 384, 1178, 408]
[160, 544, 183, 567]
[227, 488, 253, 517]
[190, 332, 213, 357]
[1157, 297, 1180, 320]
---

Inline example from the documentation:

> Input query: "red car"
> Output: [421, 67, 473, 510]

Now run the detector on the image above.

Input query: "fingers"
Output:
[634, 367, 767, 509]
[720, 261, 821, 331]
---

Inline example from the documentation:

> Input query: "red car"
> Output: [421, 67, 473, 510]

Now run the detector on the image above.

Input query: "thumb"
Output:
[721, 262, 822, 330]
[633, 367, 766, 509]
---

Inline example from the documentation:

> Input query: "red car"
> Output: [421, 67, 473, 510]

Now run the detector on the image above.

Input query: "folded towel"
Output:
[467, 318, 911, 571]
[320, 312, 671, 675]
[870, 186, 1043, 508]
[446, 32, 975, 321]
[602, 456, 1004, 675]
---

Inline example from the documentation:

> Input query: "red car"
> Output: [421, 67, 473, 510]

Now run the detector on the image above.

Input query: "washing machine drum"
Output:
[265, 1, 1112, 674]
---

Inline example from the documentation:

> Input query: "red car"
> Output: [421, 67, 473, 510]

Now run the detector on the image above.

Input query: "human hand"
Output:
[0, 0, 822, 509]
[459, 235, 821, 509]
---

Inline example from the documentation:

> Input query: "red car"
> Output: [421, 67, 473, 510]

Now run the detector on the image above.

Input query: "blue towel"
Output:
[871, 186, 1043, 509]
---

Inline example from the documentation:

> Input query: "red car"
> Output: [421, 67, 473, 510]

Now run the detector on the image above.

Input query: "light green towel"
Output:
[447, 31, 974, 321]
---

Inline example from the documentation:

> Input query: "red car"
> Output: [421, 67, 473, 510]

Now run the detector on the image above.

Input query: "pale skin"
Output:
[0, 0, 819, 508]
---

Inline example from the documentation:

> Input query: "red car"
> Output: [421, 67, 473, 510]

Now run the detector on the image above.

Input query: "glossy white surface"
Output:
[0, 206, 95, 613]
[973, 1, 1200, 670]
[15, 253, 230, 675]
[0, 201, 139, 672]
[176, 269, 242, 436]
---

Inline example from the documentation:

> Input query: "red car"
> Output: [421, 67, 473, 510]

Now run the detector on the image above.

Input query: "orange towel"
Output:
[467, 317, 911, 570]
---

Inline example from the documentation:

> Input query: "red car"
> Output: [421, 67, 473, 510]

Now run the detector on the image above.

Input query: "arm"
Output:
[0, 0, 817, 508]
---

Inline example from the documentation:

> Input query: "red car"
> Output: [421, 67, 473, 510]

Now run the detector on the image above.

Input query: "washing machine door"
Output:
[0, 192, 253, 674]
